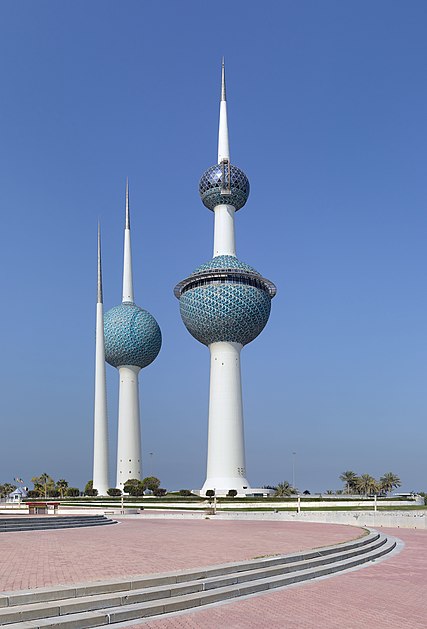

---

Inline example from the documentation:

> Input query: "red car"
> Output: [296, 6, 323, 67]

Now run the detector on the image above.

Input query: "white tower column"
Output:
[93, 225, 109, 496]
[201, 341, 249, 495]
[116, 365, 142, 488]
[213, 204, 236, 256]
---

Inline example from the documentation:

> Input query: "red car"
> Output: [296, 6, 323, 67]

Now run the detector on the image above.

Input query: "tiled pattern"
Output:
[193, 255, 260, 275]
[199, 163, 250, 210]
[104, 303, 161, 369]
[179, 256, 272, 346]
[180, 282, 271, 346]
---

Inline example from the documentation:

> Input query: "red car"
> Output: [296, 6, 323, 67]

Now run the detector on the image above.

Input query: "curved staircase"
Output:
[0, 515, 116, 533]
[0, 529, 397, 627]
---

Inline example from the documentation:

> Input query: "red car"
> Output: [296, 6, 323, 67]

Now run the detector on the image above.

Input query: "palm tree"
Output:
[379, 473, 401, 496]
[355, 474, 378, 496]
[56, 479, 69, 499]
[0, 483, 16, 498]
[31, 473, 54, 498]
[339, 471, 359, 494]
[274, 481, 297, 497]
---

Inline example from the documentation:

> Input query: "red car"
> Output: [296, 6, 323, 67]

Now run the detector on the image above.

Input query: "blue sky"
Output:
[0, 1, 425, 493]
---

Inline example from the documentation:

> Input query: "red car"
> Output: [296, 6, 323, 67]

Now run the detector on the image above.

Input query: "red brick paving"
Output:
[127, 528, 427, 629]
[2, 519, 424, 628]
[0, 518, 360, 592]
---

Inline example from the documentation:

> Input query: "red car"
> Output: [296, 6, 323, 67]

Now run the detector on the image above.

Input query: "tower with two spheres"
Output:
[175, 61, 276, 496]
[92, 183, 161, 495]
[92, 61, 275, 497]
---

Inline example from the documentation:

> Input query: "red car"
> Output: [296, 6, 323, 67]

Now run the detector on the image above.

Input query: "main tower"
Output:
[104, 182, 162, 490]
[175, 61, 276, 496]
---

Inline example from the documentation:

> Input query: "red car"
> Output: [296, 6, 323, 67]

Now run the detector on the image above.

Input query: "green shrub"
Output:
[154, 488, 167, 497]
[66, 487, 80, 497]
[124, 479, 145, 496]
[179, 489, 193, 496]
[84, 480, 93, 494]
[85, 488, 98, 496]
[206, 490, 215, 502]
[107, 488, 122, 496]
[142, 477, 161, 492]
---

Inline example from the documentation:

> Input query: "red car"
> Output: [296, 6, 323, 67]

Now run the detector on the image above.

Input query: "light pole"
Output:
[292, 452, 296, 491]
[149, 452, 153, 477]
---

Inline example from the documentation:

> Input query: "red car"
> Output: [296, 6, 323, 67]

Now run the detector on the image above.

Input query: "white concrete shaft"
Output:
[93, 302, 109, 496]
[201, 341, 250, 496]
[218, 100, 230, 163]
[116, 365, 142, 488]
[213, 204, 236, 256]
[122, 229, 134, 303]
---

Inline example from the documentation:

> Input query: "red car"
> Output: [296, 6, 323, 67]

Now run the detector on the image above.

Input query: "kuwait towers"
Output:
[175, 61, 276, 496]
[93, 182, 162, 494]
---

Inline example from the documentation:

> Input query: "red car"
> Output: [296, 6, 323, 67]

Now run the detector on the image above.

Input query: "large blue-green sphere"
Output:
[175, 255, 276, 347]
[104, 303, 161, 369]
[199, 163, 249, 211]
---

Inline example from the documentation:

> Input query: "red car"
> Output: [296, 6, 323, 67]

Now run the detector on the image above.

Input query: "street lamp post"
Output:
[292, 452, 296, 490]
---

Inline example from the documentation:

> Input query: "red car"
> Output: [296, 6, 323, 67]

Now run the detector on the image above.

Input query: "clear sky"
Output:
[0, 1, 425, 493]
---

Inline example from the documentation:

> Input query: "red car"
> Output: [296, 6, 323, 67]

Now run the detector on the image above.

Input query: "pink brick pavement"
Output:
[125, 527, 427, 629]
[0, 518, 361, 592]
[2, 519, 425, 628]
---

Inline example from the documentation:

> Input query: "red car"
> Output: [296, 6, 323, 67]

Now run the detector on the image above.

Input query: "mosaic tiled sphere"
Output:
[199, 163, 250, 211]
[104, 303, 161, 369]
[177, 256, 274, 346]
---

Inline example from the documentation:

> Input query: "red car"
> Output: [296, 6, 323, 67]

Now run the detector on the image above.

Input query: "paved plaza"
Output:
[0, 517, 425, 627]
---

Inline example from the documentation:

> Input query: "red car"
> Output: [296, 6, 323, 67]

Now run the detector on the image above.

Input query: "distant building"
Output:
[7, 487, 27, 502]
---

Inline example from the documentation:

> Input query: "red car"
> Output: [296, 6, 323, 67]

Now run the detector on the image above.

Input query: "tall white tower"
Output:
[175, 61, 276, 496]
[104, 181, 162, 490]
[92, 224, 109, 496]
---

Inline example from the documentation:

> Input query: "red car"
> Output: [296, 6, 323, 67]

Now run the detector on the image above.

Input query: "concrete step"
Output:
[0, 531, 396, 627]
[0, 517, 108, 524]
[0, 516, 116, 533]
[0, 518, 113, 528]
[0, 530, 380, 607]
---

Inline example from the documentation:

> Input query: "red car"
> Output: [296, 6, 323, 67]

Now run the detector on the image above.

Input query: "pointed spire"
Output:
[125, 177, 130, 229]
[122, 178, 134, 303]
[97, 222, 103, 304]
[221, 57, 226, 101]
[218, 58, 230, 164]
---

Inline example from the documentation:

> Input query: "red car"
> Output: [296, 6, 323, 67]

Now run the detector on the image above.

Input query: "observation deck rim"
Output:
[174, 269, 277, 299]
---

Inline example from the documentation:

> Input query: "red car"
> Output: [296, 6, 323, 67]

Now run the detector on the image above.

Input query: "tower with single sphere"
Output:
[104, 182, 162, 489]
[175, 61, 276, 496]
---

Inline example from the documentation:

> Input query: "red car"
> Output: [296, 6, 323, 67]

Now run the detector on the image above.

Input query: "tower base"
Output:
[200, 476, 251, 498]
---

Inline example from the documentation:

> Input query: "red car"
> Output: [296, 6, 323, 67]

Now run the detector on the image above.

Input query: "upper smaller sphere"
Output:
[199, 163, 250, 211]
[104, 303, 161, 369]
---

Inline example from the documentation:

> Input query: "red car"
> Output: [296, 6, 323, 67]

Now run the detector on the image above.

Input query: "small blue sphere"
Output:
[199, 163, 250, 211]
[104, 303, 161, 369]
[176, 256, 275, 347]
